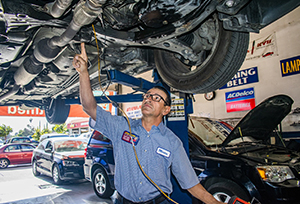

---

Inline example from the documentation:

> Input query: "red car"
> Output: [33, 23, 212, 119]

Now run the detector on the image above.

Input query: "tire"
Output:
[52, 164, 63, 185]
[45, 98, 70, 124]
[32, 160, 40, 176]
[154, 14, 249, 94]
[207, 181, 250, 203]
[0, 158, 9, 169]
[92, 168, 114, 199]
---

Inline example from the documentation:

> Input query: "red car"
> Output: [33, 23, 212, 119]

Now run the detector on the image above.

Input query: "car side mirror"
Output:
[45, 148, 52, 153]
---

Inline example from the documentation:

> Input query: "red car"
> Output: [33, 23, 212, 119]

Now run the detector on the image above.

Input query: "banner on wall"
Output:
[225, 88, 256, 113]
[0, 90, 117, 117]
[246, 32, 278, 61]
[220, 67, 259, 89]
[280, 55, 300, 77]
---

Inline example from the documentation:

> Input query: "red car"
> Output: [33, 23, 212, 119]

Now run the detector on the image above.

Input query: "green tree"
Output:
[32, 127, 51, 141]
[52, 124, 67, 134]
[17, 127, 35, 137]
[0, 124, 13, 141]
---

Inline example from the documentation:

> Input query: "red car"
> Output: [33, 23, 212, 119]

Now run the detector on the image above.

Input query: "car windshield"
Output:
[54, 140, 87, 152]
[188, 117, 233, 147]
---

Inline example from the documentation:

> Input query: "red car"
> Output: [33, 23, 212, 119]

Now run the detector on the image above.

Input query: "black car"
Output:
[84, 94, 300, 203]
[189, 95, 300, 204]
[32, 137, 87, 184]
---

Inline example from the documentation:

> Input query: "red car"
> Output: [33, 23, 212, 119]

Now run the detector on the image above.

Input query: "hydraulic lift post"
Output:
[65, 69, 194, 204]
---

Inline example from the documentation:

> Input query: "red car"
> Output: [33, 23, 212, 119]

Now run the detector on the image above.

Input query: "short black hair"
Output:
[152, 86, 171, 106]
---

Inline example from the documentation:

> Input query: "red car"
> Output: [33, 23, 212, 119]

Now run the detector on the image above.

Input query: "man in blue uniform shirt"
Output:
[73, 43, 223, 204]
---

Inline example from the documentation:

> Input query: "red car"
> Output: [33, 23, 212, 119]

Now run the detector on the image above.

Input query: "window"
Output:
[21, 144, 35, 151]
[4, 145, 20, 152]
[90, 131, 111, 145]
[45, 141, 53, 151]
[11, 138, 30, 143]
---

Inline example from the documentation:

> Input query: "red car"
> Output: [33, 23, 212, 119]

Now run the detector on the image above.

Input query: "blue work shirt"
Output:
[90, 106, 199, 202]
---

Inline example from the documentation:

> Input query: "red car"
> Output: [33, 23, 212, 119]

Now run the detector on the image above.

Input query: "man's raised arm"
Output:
[73, 42, 97, 121]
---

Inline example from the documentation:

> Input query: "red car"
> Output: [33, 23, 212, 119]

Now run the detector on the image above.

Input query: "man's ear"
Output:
[162, 106, 171, 116]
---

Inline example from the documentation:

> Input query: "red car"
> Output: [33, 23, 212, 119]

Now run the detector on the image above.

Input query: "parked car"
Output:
[84, 94, 300, 203]
[84, 131, 114, 198]
[39, 133, 69, 142]
[32, 137, 87, 184]
[69, 134, 80, 137]
[78, 132, 92, 141]
[5, 137, 31, 144]
[0, 143, 36, 168]
[0, 139, 4, 146]
[5, 136, 39, 147]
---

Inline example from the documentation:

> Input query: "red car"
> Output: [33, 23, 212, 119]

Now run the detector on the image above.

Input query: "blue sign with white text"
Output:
[225, 87, 255, 103]
[220, 67, 259, 89]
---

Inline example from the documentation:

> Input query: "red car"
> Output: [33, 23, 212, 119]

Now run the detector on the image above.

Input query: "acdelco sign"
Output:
[226, 88, 254, 102]
[225, 88, 255, 113]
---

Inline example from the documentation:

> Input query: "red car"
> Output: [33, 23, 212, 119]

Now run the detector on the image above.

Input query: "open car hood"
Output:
[222, 95, 294, 147]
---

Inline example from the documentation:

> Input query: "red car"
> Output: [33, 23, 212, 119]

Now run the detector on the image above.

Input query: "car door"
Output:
[42, 141, 54, 172]
[3, 144, 22, 165]
[20, 144, 35, 164]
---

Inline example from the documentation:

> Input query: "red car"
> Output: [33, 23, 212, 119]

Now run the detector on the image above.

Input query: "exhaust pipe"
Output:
[49, 0, 74, 18]
[13, 0, 106, 87]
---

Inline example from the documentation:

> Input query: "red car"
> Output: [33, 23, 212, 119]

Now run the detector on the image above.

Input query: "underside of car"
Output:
[0, 0, 299, 123]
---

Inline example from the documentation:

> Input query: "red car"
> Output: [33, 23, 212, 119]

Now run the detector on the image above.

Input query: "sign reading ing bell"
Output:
[220, 67, 259, 89]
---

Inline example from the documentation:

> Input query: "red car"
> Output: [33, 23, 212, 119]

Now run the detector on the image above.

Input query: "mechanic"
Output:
[73, 42, 223, 204]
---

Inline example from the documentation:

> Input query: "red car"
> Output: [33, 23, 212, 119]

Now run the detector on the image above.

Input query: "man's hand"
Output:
[73, 42, 88, 74]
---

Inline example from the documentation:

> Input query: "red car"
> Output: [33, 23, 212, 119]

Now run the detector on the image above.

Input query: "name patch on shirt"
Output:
[121, 131, 140, 145]
[156, 147, 170, 158]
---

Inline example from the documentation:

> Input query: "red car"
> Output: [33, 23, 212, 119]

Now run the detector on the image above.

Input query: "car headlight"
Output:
[256, 166, 295, 183]
[63, 160, 80, 167]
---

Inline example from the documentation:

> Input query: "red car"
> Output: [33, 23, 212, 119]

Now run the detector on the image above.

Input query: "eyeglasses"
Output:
[142, 93, 169, 106]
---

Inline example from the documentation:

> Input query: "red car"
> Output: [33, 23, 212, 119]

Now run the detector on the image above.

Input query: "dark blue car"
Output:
[84, 95, 300, 204]
[84, 131, 115, 198]
[32, 137, 87, 184]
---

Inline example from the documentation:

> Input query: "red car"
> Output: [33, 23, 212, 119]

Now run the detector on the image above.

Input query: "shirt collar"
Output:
[134, 119, 167, 135]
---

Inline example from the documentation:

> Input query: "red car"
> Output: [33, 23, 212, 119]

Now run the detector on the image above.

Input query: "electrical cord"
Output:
[91, 24, 178, 204]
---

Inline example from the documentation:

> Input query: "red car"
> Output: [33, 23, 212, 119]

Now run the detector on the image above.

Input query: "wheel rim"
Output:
[162, 15, 220, 76]
[0, 159, 8, 168]
[95, 172, 106, 194]
[53, 166, 59, 183]
[212, 192, 232, 203]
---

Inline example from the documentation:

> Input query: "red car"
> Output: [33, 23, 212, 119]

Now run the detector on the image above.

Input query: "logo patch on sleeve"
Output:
[121, 131, 139, 145]
[156, 147, 170, 158]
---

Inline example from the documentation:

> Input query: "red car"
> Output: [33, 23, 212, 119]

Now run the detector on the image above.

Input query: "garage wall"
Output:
[192, 6, 300, 131]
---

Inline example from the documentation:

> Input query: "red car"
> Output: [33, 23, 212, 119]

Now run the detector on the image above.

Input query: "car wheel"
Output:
[52, 164, 63, 184]
[154, 14, 249, 94]
[32, 160, 40, 176]
[0, 158, 9, 169]
[92, 168, 114, 198]
[207, 181, 250, 203]
[45, 98, 70, 124]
